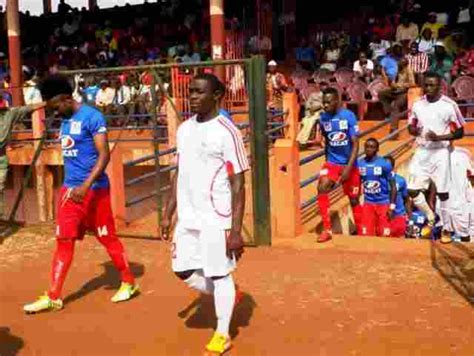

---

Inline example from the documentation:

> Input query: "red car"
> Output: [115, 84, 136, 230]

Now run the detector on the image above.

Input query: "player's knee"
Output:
[437, 192, 449, 201]
[408, 189, 420, 199]
[349, 198, 359, 207]
[175, 270, 196, 281]
[318, 179, 332, 194]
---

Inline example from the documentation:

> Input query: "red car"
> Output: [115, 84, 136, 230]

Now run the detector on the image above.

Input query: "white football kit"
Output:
[172, 114, 249, 277]
[407, 95, 465, 193]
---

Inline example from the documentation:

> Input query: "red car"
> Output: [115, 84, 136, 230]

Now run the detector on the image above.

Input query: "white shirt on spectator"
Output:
[114, 85, 132, 105]
[353, 59, 374, 74]
[182, 53, 201, 63]
[96, 87, 116, 107]
[23, 80, 42, 105]
[369, 40, 391, 59]
[417, 38, 435, 54]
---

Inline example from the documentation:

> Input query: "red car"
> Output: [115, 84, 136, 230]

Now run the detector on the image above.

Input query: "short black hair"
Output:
[366, 137, 379, 149]
[193, 73, 225, 96]
[385, 155, 395, 167]
[322, 87, 339, 98]
[424, 71, 441, 82]
[39, 74, 73, 101]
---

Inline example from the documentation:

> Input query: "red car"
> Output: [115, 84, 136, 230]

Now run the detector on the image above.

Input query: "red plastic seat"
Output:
[451, 76, 474, 101]
[334, 67, 354, 90]
[346, 81, 369, 119]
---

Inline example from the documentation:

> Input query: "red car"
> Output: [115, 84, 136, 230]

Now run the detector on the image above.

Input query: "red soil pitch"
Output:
[0, 226, 473, 356]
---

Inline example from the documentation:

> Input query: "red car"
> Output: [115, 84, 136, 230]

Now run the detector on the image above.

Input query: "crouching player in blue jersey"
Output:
[317, 88, 363, 242]
[358, 138, 397, 237]
[385, 155, 410, 237]
[23, 75, 138, 314]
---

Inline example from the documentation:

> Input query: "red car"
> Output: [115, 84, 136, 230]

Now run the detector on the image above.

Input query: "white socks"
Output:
[184, 270, 214, 295]
[213, 274, 236, 337]
[438, 199, 451, 232]
[412, 193, 435, 223]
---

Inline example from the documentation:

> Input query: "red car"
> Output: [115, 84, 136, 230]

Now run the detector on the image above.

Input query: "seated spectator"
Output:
[320, 40, 340, 72]
[451, 44, 474, 78]
[379, 48, 399, 82]
[353, 51, 374, 83]
[95, 79, 116, 111]
[297, 91, 323, 148]
[395, 14, 419, 48]
[369, 34, 391, 60]
[406, 42, 429, 84]
[429, 41, 453, 83]
[266, 60, 288, 111]
[295, 38, 316, 71]
[420, 12, 444, 39]
[182, 44, 201, 63]
[22, 66, 42, 105]
[372, 17, 394, 41]
[416, 28, 435, 54]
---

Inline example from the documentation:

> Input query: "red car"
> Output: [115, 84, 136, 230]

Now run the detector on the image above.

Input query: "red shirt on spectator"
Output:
[451, 48, 474, 77]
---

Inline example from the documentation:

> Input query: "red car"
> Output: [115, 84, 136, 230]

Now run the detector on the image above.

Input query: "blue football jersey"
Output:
[406, 211, 442, 238]
[393, 173, 408, 217]
[358, 155, 393, 204]
[60, 105, 109, 189]
[319, 108, 359, 165]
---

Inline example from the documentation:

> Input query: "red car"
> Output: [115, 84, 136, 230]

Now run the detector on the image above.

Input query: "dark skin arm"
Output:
[408, 123, 420, 136]
[70, 133, 110, 203]
[339, 136, 359, 183]
[387, 178, 397, 220]
[227, 172, 246, 260]
[160, 169, 178, 241]
[426, 127, 464, 142]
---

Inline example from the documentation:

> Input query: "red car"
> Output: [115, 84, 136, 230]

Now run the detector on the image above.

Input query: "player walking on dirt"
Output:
[24, 75, 139, 314]
[161, 73, 247, 355]
[407, 71, 465, 243]
[316, 87, 363, 242]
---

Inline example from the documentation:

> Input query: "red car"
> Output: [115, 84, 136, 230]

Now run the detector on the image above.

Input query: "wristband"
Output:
[389, 203, 396, 211]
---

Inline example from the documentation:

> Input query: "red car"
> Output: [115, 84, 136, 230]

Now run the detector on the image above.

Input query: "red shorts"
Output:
[320, 162, 361, 199]
[390, 215, 407, 238]
[56, 187, 116, 240]
[361, 203, 391, 237]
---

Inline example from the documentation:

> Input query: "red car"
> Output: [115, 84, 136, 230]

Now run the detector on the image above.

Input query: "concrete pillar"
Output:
[6, 0, 23, 106]
[210, 0, 225, 82]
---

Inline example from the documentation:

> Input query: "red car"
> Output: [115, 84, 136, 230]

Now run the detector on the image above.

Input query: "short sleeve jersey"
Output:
[393, 173, 408, 217]
[60, 105, 109, 189]
[319, 108, 359, 166]
[176, 114, 249, 230]
[409, 95, 464, 149]
[358, 156, 394, 204]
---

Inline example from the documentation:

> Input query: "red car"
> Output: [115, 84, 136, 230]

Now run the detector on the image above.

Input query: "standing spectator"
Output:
[396, 15, 419, 47]
[58, 0, 72, 15]
[353, 51, 374, 83]
[406, 42, 429, 84]
[320, 40, 341, 72]
[369, 34, 391, 60]
[266, 60, 288, 111]
[420, 12, 444, 39]
[429, 42, 453, 83]
[95, 79, 116, 112]
[416, 28, 435, 54]
[451, 44, 474, 78]
[295, 38, 316, 71]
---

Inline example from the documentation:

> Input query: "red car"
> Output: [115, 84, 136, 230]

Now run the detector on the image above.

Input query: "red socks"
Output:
[317, 194, 331, 231]
[48, 239, 75, 300]
[97, 236, 135, 285]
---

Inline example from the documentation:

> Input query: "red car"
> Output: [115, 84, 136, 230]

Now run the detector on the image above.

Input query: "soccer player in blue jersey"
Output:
[317, 88, 363, 242]
[358, 138, 397, 237]
[385, 155, 410, 237]
[24, 75, 138, 314]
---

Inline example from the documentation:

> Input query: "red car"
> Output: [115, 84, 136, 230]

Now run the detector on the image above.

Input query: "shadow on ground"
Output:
[0, 327, 24, 356]
[178, 293, 257, 339]
[64, 261, 145, 305]
[431, 241, 474, 306]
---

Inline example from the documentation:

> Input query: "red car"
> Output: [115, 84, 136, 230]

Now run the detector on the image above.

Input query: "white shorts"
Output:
[171, 223, 236, 278]
[444, 209, 471, 237]
[407, 148, 451, 193]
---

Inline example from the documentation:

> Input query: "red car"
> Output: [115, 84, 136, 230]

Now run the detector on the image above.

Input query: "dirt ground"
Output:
[0, 225, 473, 356]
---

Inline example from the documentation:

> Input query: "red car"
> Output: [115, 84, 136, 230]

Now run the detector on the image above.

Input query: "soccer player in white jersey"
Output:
[407, 72, 465, 243]
[444, 147, 474, 242]
[161, 73, 248, 355]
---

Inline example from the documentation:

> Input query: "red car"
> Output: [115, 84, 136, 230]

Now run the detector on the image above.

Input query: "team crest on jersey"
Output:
[339, 120, 348, 130]
[61, 135, 78, 157]
[70, 121, 82, 135]
[359, 167, 367, 176]
[323, 122, 332, 131]
[364, 180, 381, 194]
[374, 166, 382, 175]
[328, 131, 348, 146]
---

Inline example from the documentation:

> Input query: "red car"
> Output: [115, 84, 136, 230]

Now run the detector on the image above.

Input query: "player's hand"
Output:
[386, 209, 394, 221]
[226, 230, 244, 261]
[160, 213, 172, 241]
[425, 130, 439, 142]
[70, 185, 89, 203]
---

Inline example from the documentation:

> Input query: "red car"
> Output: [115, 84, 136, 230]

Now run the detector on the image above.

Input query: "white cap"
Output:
[268, 60, 277, 66]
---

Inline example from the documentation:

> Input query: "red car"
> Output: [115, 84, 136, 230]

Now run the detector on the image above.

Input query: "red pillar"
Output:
[6, 0, 23, 106]
[43, 0, 52, 14]
[210, 0, 225, 82]
[89, 0, 97, 10]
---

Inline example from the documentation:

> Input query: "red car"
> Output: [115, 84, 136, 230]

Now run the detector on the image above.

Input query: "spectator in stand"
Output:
[22, 66, 42, 106]
[379, 48, 399, 82]
[416, 28, 435, 54]
[353, 51, 374, 83]
[379, 57, 415, 135]
[266, 60, 288, 111]
[406, 42, 429, 84]
[95, 79, 116, 113]
[429, 41, 453, 83]
[451, 44, 474, 78]
[396, 14, 419, 48]
[58, 0, 72, 15]
[297, 91, 323, 148]
[295, 38, 316, 71]
[320, 40, 341, 72]
[0, 53, 7, 82]
[420, 12, 444, 39]
[373, 17, 394, 42]
[369, 34, 391, 60]
[182, 44, 201, 63]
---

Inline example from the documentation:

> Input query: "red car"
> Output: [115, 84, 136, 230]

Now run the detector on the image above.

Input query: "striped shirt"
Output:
[406, 53, 429, 73]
